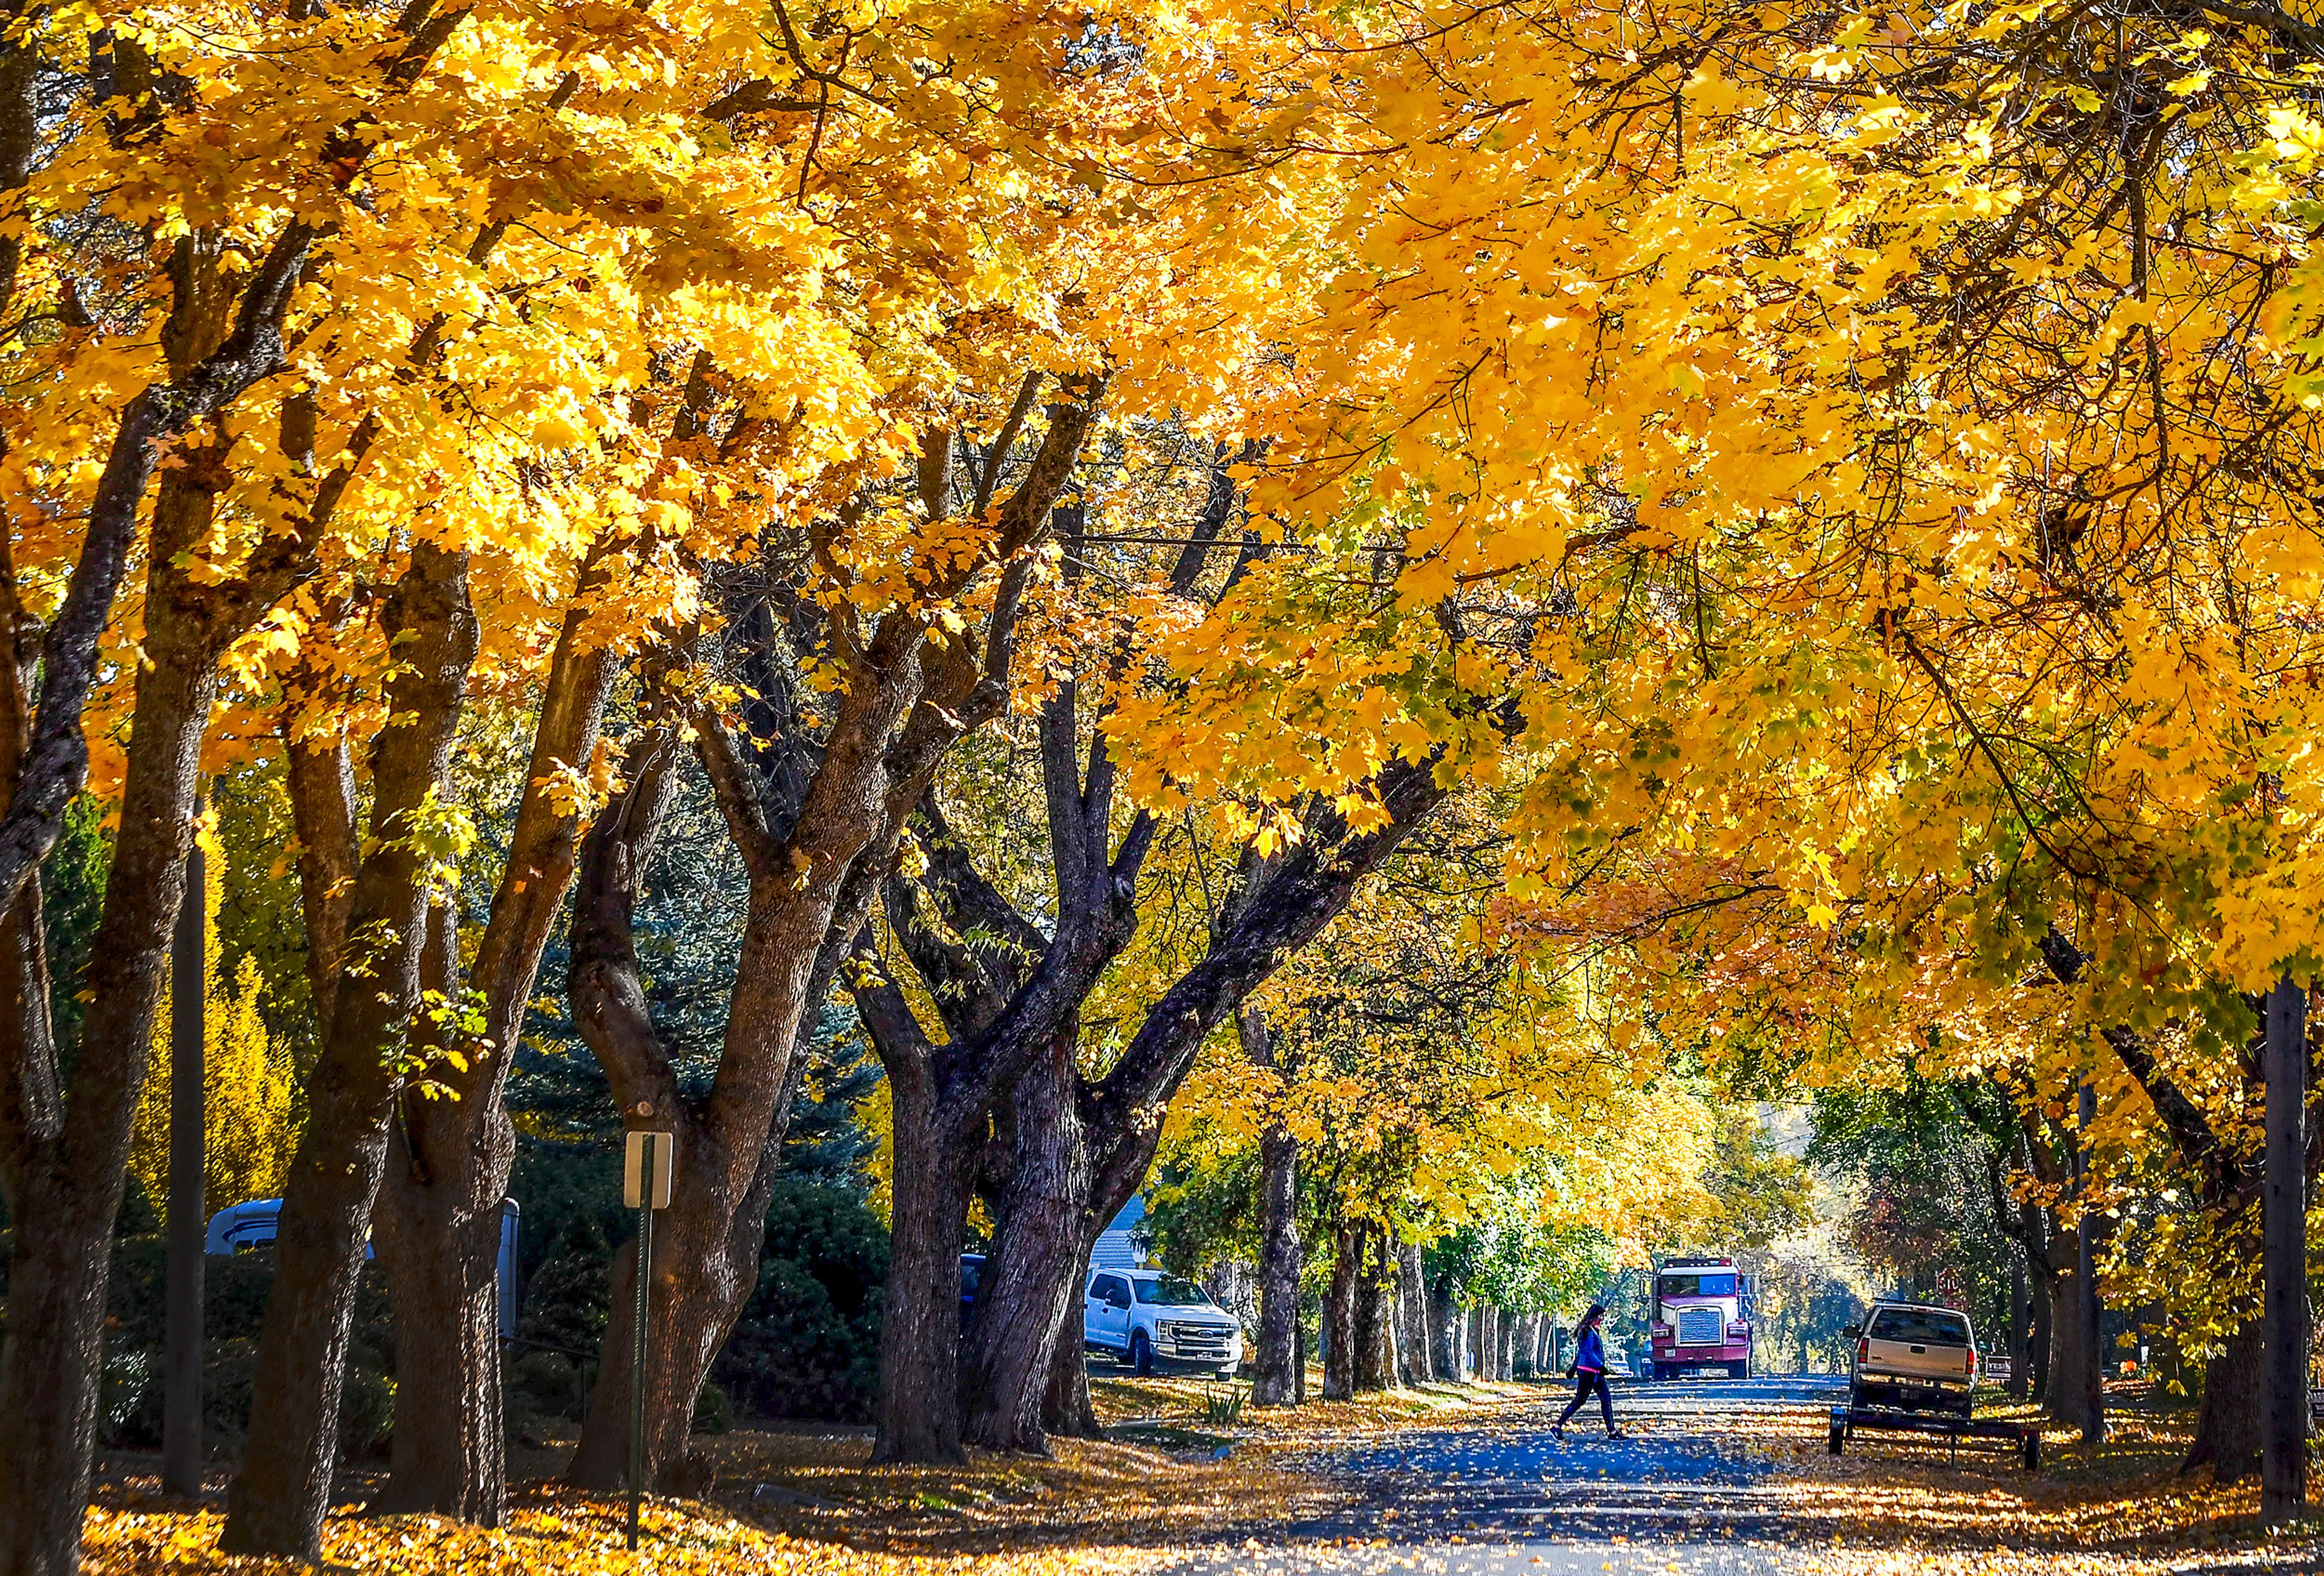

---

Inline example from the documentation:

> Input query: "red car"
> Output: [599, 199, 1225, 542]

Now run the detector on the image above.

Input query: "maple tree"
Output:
[11, 0, 2324, 1563]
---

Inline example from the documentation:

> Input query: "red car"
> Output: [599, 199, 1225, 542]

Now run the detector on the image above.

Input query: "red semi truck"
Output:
[1647, 1253, 1753, 1379]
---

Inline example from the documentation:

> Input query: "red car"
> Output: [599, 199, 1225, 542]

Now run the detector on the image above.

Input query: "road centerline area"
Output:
[1170, 1377, 1848, 1576]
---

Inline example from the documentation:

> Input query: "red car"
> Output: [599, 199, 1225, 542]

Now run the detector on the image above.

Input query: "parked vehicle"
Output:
[1647, 1253, 1753, 1378]
[1083, 1269, 1244, 1377]
[1603, 1344, 1636, 1380]
[1850, 1300, 1977, 1419]
[204, 1196, 522, 1342]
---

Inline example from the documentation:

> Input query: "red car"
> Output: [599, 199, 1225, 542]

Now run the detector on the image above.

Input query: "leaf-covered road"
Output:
[1173, 1377, 1865, 1575]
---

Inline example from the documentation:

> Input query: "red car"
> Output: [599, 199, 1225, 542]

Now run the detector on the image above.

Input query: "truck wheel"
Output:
[2020, 1430, 2040, 1470]
[1828, 1416, 1845, 1456]
[1131, 1330, 1154, 1376]
[1728, 1361, 1748, 1379]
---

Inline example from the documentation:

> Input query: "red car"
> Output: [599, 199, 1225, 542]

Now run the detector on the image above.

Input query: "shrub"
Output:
[713, 1180, 887, 1422]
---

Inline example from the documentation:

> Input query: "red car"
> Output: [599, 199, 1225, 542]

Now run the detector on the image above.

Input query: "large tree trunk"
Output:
[1397, 1242, 1428, 1385]
[1323, 1222, 1357, 1400]
[2187, 1318, 2265, 1482]
[1431, 1281, 1462, 1382]
[372, 544, 619, 1519]
[2030, 1278, 2053, 1400]
[225, 547, 479, 1559]
[1251, 1112, 1302, 1407]
[370, 1166, 505, 1517]
[1353, 1231, 1391, 1393]
[368, 905, 505, 1522]
[0, 218, 303, 1576]
[938, 745, 1452, 1451]
[2044, 1265, 2088, 1428]
[561, 622, 948, 1489]
[960, 1029, 1089, 1453]
[867, 1068, 981, 1464]
[1043, 1298, 1104, 1440]
[567, 1138, 780, 1489]
[0, 647, 214, 1575]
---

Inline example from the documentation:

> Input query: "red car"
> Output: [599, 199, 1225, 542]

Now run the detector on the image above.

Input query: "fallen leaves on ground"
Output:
[82, 1379, 2324, 1575]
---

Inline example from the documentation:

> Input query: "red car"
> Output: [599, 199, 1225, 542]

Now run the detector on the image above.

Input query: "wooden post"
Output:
[162, 819, 206, 1498]
[2076, 1081, 2103, 1446]
[2265, 973, 2308, 1526]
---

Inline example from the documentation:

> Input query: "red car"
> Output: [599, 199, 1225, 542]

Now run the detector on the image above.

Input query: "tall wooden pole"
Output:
[2076, 1081, 2103, 1445]
[162, 816, 206, 1497]
[2265, 973, 2308, 1526]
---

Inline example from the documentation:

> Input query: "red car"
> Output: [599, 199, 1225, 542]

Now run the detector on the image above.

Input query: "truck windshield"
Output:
[1134, 1276, 1212, 1306]
[1869, 1307, 1971, 1345]
[1657, 1273, 1736, 1298]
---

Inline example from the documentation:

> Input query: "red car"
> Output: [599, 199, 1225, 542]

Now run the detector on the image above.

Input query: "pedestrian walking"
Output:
[1552, 1304, 1624, 1440]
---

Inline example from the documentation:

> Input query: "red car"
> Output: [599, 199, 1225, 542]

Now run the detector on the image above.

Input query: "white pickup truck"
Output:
[1083, 1270, 1244, 1377]
[1850, 1301, 1978, 1419]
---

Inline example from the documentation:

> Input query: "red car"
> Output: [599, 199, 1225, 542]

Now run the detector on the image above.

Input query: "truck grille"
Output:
[1162, 1322, 1233, 1355]
[1676, 1307, 1724, 1347]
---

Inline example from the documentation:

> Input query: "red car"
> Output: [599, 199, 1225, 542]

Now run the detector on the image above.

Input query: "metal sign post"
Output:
[623, 1130, 674, 1551]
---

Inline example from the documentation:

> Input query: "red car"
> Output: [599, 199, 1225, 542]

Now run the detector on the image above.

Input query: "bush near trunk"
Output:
[96, 1190, 396, 1462]
[713, 1179, 888, 1423]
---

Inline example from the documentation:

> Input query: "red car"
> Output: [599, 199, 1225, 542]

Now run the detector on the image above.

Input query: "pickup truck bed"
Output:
[1852, 1302, 1976, 1418]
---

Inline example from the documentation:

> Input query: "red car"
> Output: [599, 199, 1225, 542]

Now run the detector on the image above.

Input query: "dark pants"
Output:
[1557, 1369, 1615, 1431]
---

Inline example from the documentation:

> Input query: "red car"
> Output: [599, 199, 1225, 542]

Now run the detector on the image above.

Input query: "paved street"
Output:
[1173, 1376, 1848, 1576]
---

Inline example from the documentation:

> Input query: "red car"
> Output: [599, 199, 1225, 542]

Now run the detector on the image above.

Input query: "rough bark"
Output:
[958, 1028, 1089, 1453]
[225, 545, 480, 1558]
[960, 750, 1454, 1443]
[1431, 1281, 1462, 1382]
[1250, 1020, 1302, 1409]
[1396, 1243, 1430, 1385]
[1323, 1222, 1357, 1401]
[863, 1012, 985, 1463]
[2044, 1265, 2090, 1430]
[559, 702, 881, 1490]
[2187, 1319, 2265, 1482]
[0, 244, 319, 1575]
[0, 610, 218, 1576]
[283, 729, 356, 1049]
[1042, 1304, 1104, 1440]
[2262, 975, 2306, 1520]
[2029, 1238, 2054, 1402]
[1353, 1226, 1391, 1393]
[372, 540, 622, 1520]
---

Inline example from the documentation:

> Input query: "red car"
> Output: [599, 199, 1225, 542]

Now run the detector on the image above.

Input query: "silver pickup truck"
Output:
[1851, 1301, 1977, 1419]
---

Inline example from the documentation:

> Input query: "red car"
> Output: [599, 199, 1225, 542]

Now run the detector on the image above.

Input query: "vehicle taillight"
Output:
[1856, 1336, 1869, 1367]
[1968, 1348, 1979, 1377]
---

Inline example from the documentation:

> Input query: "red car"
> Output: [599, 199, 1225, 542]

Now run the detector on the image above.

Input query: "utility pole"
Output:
[2076, 1081, 2103, 1446]
[2265, 973, 2308, 1526]
[162, 814, 206, 1498]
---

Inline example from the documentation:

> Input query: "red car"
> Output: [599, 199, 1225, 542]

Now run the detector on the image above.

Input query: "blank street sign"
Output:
[623, 1130, 674, 1210]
